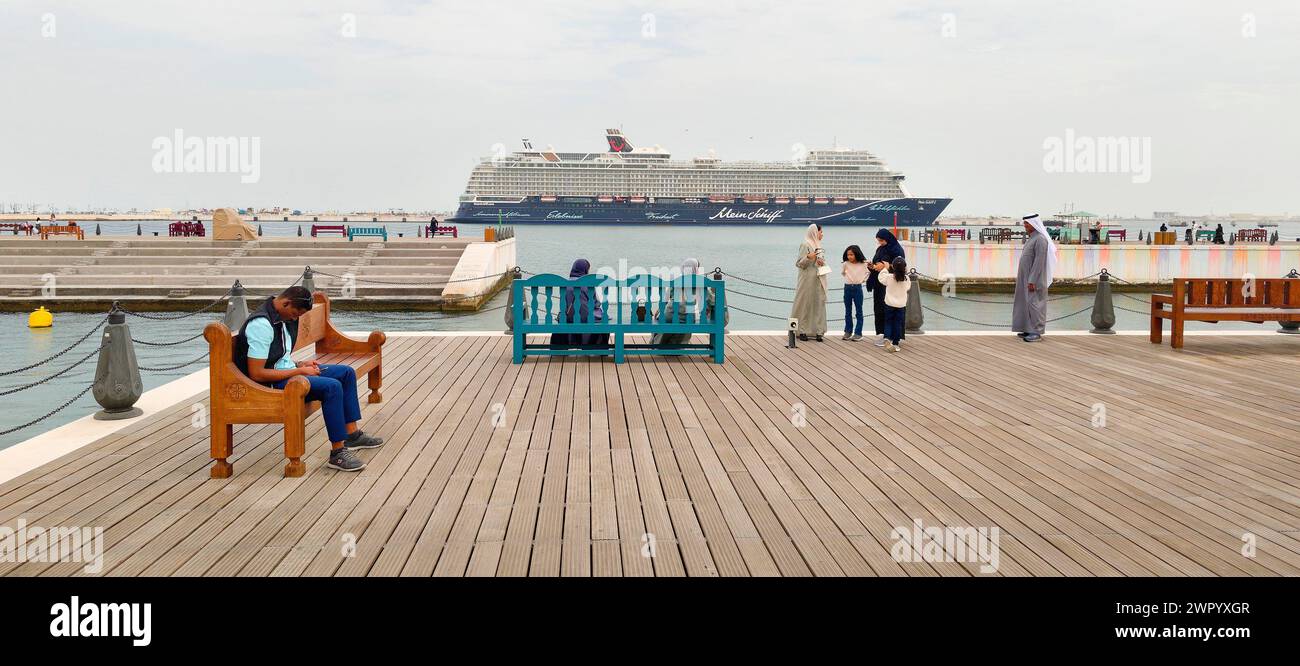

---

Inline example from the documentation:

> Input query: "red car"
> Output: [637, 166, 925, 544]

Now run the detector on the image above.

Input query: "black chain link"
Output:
[311, 269, 512, 286]
[0, 384, 94, 437]
[138, 352, 209, 372]
[0, 315, 108, 377]
[132, 331, 208, 346]
[0, 343, 107, 397]
[121, 292, 229, 320]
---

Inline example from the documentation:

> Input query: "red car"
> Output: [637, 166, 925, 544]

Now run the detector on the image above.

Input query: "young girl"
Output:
[841, 245, 868, 341]
[874, 256, 910, 352]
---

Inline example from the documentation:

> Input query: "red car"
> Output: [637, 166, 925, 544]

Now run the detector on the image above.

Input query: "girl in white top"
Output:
[874, 256, 910, 351]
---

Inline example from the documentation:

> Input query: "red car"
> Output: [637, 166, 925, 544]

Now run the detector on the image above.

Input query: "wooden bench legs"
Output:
[367, 366, 383, 403]
[210, 424, 234, 478]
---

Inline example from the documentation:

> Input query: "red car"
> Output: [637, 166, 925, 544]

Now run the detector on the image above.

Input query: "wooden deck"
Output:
[2, 333, 1298, 577]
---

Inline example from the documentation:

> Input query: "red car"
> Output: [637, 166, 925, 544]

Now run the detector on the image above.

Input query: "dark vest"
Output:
[234, 298, 299, 385]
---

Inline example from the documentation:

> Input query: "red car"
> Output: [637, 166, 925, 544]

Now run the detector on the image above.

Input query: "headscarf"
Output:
[803, 223, 821, 250]
[563, 258, 603, 323]
[872, 228, 904, 264]
[681, 258, 702, 313]
[1022, 214, 1059, 287]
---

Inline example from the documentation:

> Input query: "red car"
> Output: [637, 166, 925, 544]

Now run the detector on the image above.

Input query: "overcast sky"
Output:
[1, 0, 1296, 217]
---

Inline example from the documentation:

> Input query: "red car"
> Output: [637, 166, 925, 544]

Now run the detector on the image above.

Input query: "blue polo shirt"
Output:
[244, 317, 297, 370]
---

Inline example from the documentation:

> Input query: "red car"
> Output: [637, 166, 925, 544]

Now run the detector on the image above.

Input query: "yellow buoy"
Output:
[28, 306, 53, 328]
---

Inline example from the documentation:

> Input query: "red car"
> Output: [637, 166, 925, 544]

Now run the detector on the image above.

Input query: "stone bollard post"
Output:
[93, 304, 144, 421]
[301, 265, 316, 293]
[223, 280, 250, 330]
[1089, 269, 1117, 334]
[905, 268, 925, 334]
[504, 266, 523, 332]
[1280, 269, 1299, 334]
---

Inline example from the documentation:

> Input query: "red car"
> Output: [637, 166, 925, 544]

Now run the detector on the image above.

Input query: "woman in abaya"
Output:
[790, 223, 828, 341]
[650, 258, 727, 346]
[867, 229, 906, 347]
[550, 258, 610, 348]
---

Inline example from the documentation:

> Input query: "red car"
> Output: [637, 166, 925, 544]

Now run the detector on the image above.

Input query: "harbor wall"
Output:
[440, 237, 517, 310]
[903, 240, 1300, 287]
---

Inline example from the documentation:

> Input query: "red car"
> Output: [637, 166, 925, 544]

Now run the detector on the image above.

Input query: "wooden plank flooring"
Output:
[1, 333, 1298, 577]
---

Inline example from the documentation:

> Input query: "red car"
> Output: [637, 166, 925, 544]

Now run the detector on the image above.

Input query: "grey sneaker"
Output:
[1023, 333, 1043, 342]
[327, 448, 366, 472]
[851, 334, 863, 341]
[874, 336, 886, 347]
[841, 332, 852, 340]
[345, 431, 384, 450]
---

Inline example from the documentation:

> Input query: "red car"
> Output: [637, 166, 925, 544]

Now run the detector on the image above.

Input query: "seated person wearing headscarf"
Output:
[550, 258, 610, 348]
[650, 258, 728, 346]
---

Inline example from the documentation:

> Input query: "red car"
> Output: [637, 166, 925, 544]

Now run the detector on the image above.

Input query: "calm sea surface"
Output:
[2, 218, 1297, 448]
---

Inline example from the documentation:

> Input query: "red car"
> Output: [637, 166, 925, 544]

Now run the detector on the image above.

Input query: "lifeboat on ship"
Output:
[597, 195, 614, 203]
[540, 194, 557, 203]
[794, 197, 810, 204]
[630, 196, 646, 204]
[773, 197, 790, 204]
[813, 197, 830, 204]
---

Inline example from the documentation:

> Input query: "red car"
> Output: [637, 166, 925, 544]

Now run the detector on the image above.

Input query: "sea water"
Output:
[2, 219, 1296, 448]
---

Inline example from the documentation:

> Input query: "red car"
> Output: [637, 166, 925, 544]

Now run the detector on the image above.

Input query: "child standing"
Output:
[841, 245, 868, 341]
[875, 256, 910, 352]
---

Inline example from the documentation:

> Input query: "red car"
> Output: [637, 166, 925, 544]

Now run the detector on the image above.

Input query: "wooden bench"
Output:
[940, 228, 968, 241]
[1106, 229, 1127, 242]
[39, 224, 84, 240]
[1195, 229, 1216, 242]
[347, 226, 388, 242]
[310, 224, 347, 237]
[512, 272, 726, 364]
[1236, 229, 1268, 243]
[428, 224, 458, 238]
[203, 291, 386, 478]
[1150, 277, 1300, 349]
[168, 221, 206, 237]
[0, 222, 33, 236]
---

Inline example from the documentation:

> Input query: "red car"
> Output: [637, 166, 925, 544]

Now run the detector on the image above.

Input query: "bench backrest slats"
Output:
[1173, 277, 1300, 309]
[514, 272, 725, 332]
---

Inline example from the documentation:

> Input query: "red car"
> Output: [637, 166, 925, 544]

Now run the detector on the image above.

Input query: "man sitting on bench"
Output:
[235, 286, 384, 472]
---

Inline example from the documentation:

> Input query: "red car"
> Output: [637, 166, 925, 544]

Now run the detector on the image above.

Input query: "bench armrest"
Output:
[309, 291, 386, 355]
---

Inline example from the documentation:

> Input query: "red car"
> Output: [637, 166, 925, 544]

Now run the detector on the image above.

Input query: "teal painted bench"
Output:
[347, 226, 388, 241]
[512, 272, 726, 364]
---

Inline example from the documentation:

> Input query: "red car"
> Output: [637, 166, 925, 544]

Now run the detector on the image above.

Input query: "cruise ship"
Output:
[449, 130, 951, 226]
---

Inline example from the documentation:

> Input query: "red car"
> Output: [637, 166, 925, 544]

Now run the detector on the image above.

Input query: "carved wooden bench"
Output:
[203, 291, 385, 478]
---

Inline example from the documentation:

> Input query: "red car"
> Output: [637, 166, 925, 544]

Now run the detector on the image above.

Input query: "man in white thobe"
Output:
[1012, 214, 1057, 342]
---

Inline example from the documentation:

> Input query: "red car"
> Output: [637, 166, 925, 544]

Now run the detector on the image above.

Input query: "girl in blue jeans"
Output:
[841, 245, 868, 340]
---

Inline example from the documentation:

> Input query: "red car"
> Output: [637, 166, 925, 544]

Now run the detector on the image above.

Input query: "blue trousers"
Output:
[273, 364, 360, 443]
[883, 305, 906, 344]
[842, 284, 865, 336]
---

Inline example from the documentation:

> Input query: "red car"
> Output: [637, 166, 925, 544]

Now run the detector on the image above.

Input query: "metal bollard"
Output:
[1137, 230, 1143, 241]
[297, 225, 302, 237]
[136, 223, 142, 236]
[95, 224, 101, 236]
[905, 268, 925, 334]
[1280, 269, 1299, 334]
[223, 280, 250, 330]
[93, 304, 144, 421]
[1089, 269, 1116, 334]
[257, 224, 263, 237]
[301, 266, 316, 293]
